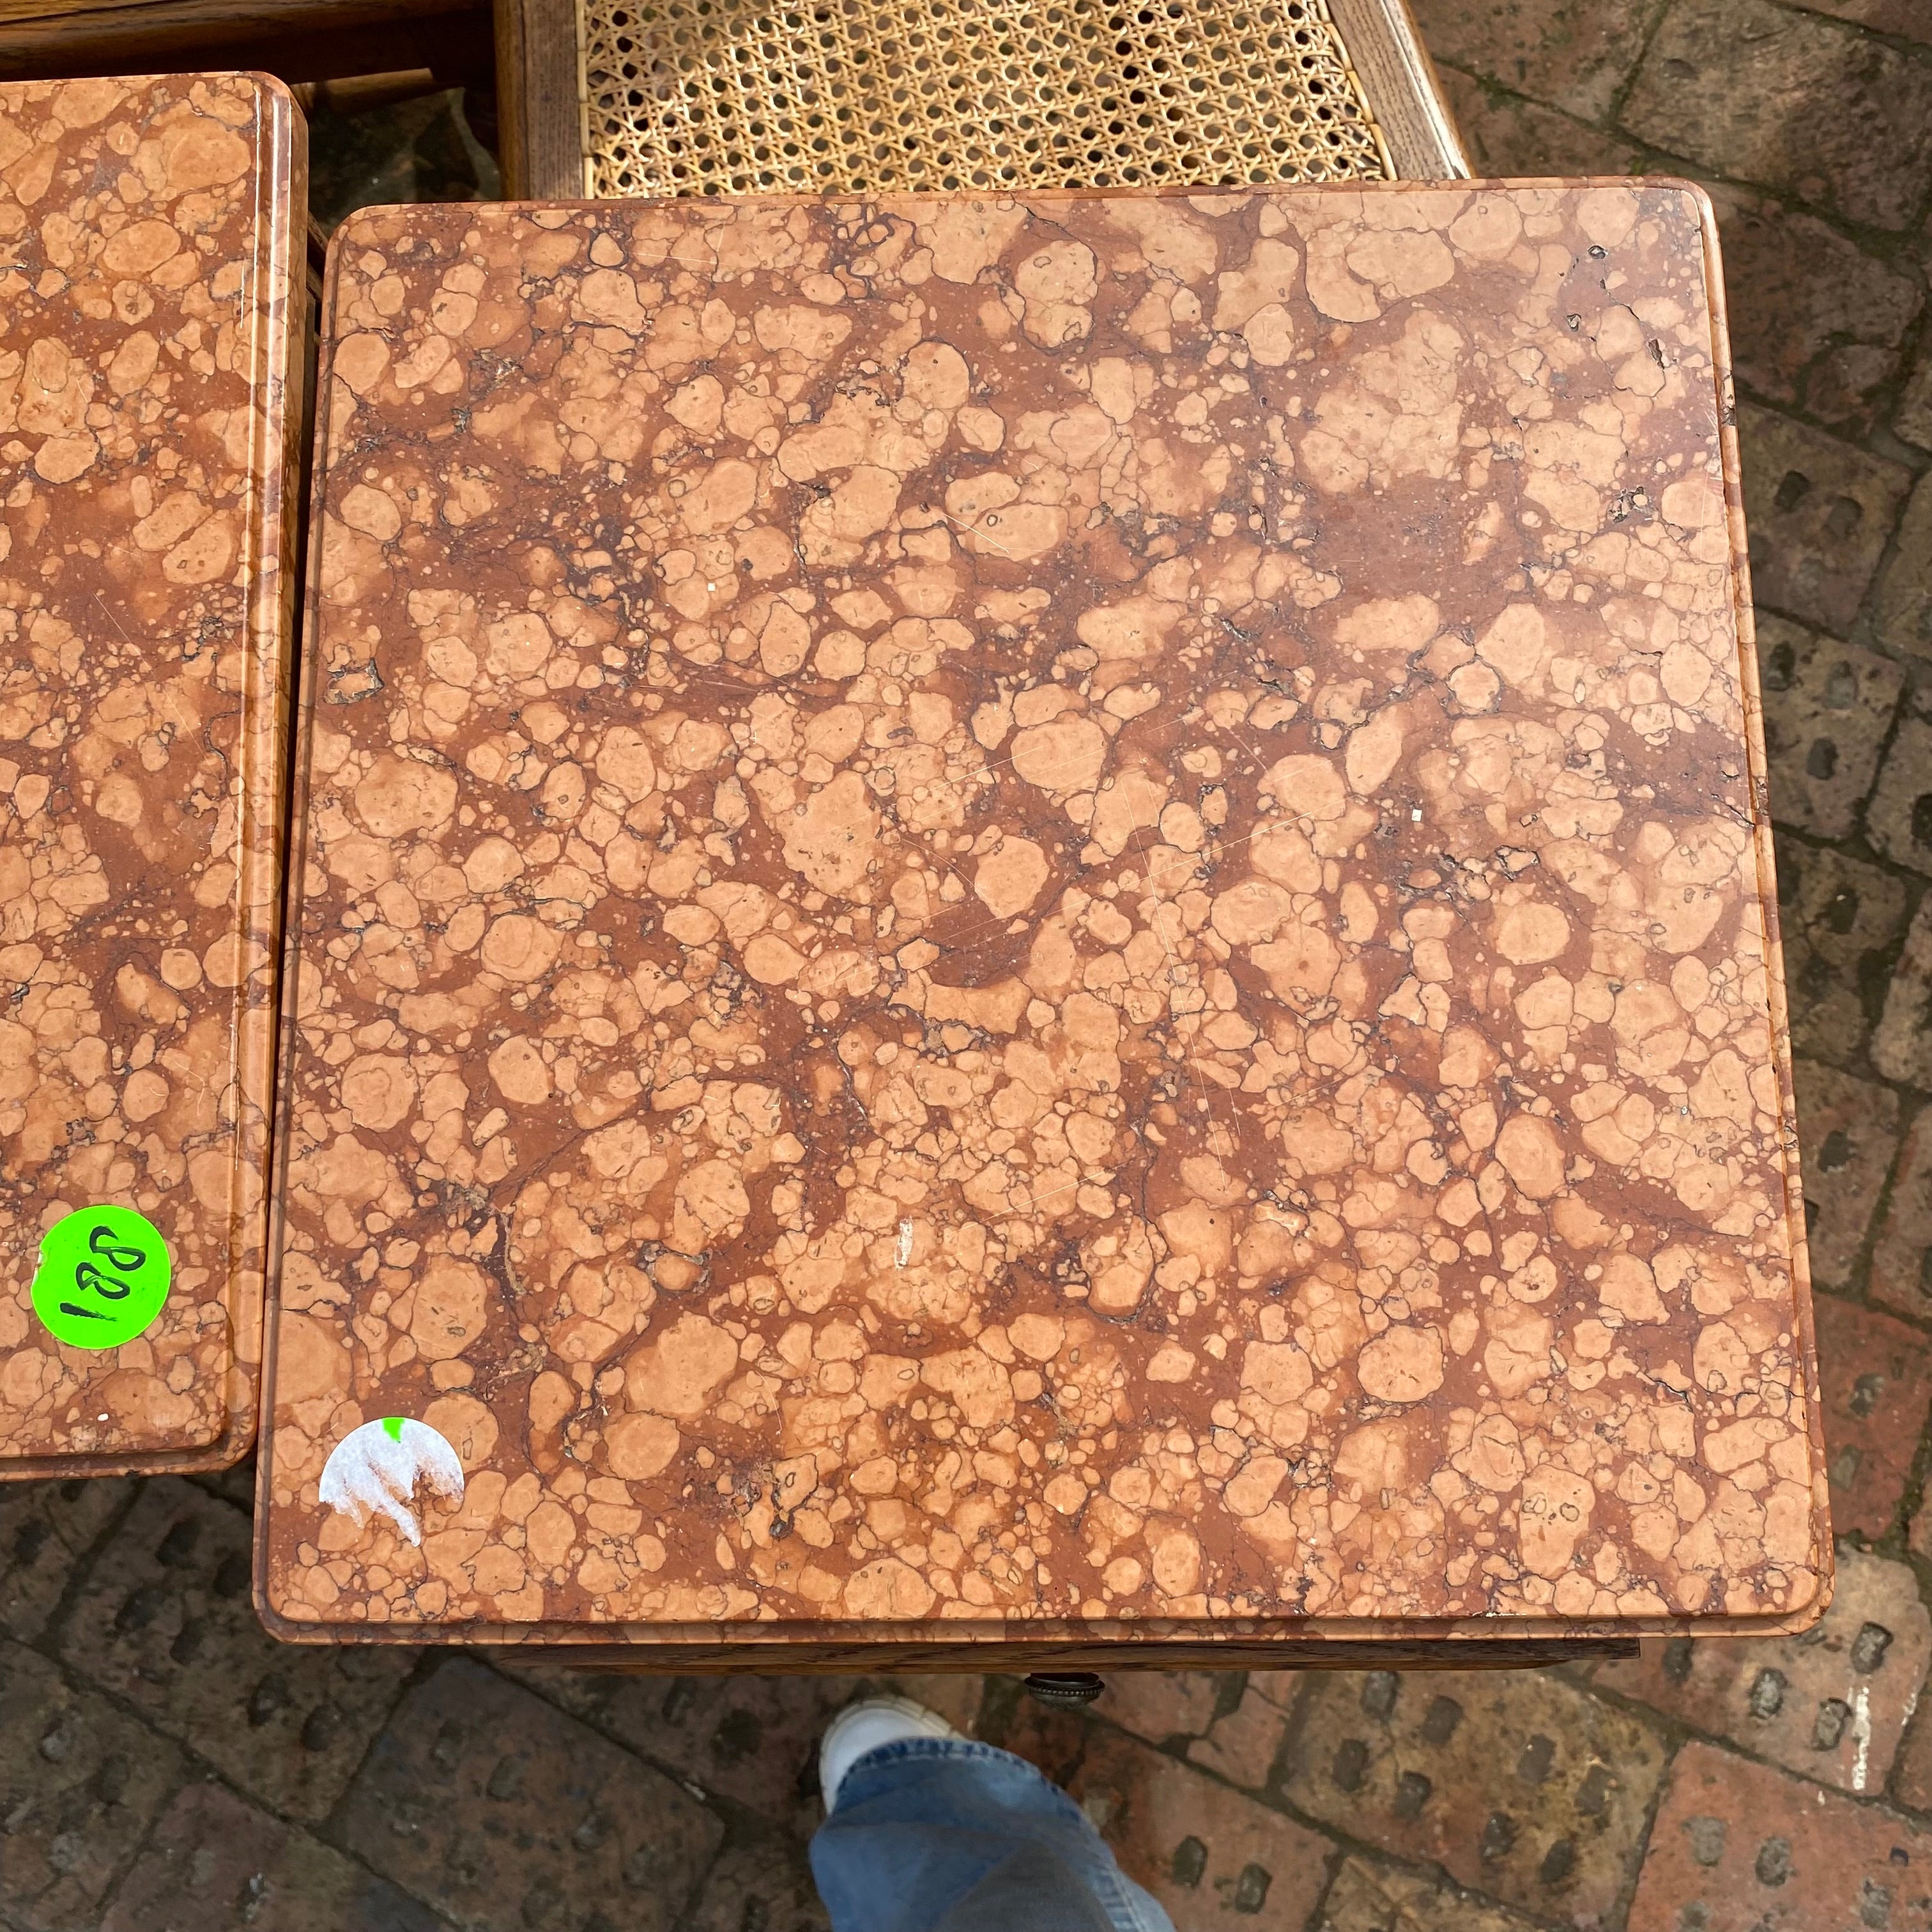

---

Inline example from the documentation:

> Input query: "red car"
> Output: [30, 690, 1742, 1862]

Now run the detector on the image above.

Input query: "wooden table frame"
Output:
[555, 1637, 1641, 1675]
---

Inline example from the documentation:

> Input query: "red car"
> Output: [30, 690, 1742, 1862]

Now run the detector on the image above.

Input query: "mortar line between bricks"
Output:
[44, 1736, 180, 1932]
[1004, 1696, 1390, 1931]
[1872, 1156, 1932, 1558]
[1850, 1089, 1931, 1322]
[665, 1849, 746, 1932]
[1814, 1089, 1901, 1307]
[1297, 1844, 1567, 1932]
[1889, 1381, 1932, 1561]
[22, 1631, 464, 1917]
[289, 1656, 470, 1930]
[1302, 1847, 1348, 1932]
[1608, 1724, 1686, 1930]
[1731, 379, 1928, 487]
[1077, 1711, 1372, 1915]
[1895, 1552, 1932, 1736]
[486, 1649, 818, 1809]
[1763, 0, 1932, 65]
[12, 1482, 458, 1896]
[1769, 0, 1932, 50]
[10, 1645, 341, 1932]
[17, 1519, 461, 1926]
[1768, 682, 1932, 898]
[312, 1644, 457, 1847]
[1443, 86, 1932, 475]
[1211, 1666, 1250, 1728]
[1856, 393, 1932, 476]
[1768, 820, 1929, 910]
[457, 1651, 746, 1925]
[24, 1478, 147, 1669]
[1603, 0, 1680, 132]
[1855, 482, 1929, 608]
[661, 1821, 731, 1932]
[1440, 50, 1932, 450]
[1602, 15, 1932, 244]
[470, 1649, 807, 1821]
[1449, 57, 1932, 289]
[1881, 299, 1932, 450]
[1731, 406, 1927, 496]
[473, 1654, 1023, 1837]
[1846, 487, 1931, 659]
[1296, 1842, 1348, 1932]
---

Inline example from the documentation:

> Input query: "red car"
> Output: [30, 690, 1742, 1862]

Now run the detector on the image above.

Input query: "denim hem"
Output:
[834, 1736, 1083, 1814]
[827, 1735, 1174, 1932]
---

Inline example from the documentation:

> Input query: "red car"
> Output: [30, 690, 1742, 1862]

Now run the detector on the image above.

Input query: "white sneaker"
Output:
[820, 1694, 963, 1813]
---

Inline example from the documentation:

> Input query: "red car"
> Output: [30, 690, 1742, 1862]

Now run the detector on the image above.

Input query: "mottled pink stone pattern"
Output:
[261, 183, 1826, 1649]
[0, 75, 303, 1474]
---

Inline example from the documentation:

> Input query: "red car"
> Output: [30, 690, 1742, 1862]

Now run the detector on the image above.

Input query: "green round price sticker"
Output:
[31, 1207, 171, 1351]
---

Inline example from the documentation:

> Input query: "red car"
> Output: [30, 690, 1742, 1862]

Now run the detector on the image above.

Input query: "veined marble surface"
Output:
[0, 75, 303, 1476]
[261, 183, 1825, 1645]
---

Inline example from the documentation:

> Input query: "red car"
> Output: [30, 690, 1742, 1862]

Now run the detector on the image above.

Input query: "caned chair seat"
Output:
[497, 0, 1467, 199]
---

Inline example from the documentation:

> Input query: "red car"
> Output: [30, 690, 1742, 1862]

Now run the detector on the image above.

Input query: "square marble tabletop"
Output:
[0, 75, 303, 1478]
[260, 181, 1826, 1653]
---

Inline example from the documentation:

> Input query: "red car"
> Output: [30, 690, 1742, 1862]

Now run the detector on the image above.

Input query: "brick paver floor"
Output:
[6, 8, 1932, 1926]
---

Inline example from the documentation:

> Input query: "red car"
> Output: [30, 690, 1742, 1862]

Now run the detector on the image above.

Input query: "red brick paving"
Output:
[1316, 1857, 1546, 1931]
[98, 1784, 444, 1932]
[1630, 1742, 1932, 1931]
[1068, 1725, 1337, 1932]
[1593, 1547, 1931, 1793]
[1813, 1296, 1932, 1538]
[1098, 1671, 1227, 1748]
[1280, 1669, 1667, 1925]
[1887, 1690, 1932, 1816]
[1793, 1064, 1901, 1290]
[1187, 1678, 1296, 1790]
[1872, 1105, 1932, 1317]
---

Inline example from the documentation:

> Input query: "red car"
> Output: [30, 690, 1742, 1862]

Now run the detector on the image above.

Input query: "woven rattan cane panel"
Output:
[579, 0, 1392, 202]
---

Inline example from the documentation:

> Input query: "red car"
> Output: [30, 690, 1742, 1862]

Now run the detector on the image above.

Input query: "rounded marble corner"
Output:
[1632, 173, 1722, 232]
[328, 197, 464, 259]
[252, 1561, 328, 1647]
[192, 1406, 261, 1474]
[233, 70, 298, 116]
[1774, 1541, 1836, 1635]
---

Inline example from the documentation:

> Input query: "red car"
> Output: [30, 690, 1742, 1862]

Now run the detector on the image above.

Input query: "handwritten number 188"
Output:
[58, 1224, 148, 1324]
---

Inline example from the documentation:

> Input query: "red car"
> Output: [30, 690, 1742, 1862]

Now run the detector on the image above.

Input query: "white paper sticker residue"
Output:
[318, 1416, 464, 1545]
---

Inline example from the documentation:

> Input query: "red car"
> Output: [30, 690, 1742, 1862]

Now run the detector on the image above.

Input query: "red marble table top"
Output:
[0, 74, 303, 1479]
[258, 181, 1825, 1650]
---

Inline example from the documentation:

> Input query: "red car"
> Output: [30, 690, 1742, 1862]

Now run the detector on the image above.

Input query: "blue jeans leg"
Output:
[808, 1738, 1176, 1932]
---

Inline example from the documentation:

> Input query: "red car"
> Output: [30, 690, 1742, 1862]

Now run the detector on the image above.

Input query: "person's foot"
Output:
[820, 1694, 963, 1812]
